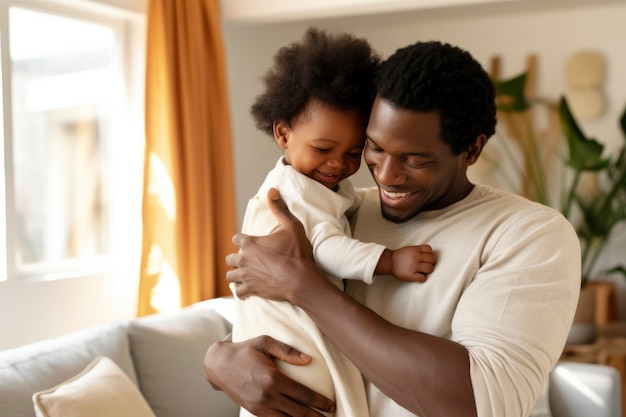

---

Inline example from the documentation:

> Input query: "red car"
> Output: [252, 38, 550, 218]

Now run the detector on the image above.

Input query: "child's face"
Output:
[274, 100, 367, 190]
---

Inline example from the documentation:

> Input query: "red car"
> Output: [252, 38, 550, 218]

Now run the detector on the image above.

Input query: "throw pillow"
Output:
[32, 356, 156, 417]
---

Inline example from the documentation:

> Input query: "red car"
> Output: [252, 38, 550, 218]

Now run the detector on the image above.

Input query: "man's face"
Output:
[364, 96, 479, 223]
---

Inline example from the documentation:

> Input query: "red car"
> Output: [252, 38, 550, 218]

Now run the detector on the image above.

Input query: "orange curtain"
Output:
[138, 0, 236, 316]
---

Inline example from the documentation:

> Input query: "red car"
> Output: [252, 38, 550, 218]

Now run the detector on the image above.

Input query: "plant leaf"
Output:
[559, 96, 611, 171]
[494, 72, 531, 112]
[607, 265, 626, 280]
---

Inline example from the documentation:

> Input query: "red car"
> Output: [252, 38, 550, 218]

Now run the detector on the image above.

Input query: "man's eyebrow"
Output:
[406, 151, 437, 159]
[366, 137, 436, 158]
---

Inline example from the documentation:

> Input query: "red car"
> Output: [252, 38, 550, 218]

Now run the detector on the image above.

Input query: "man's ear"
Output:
[273, 121, 290, 149]
[465, 134, 487, 166]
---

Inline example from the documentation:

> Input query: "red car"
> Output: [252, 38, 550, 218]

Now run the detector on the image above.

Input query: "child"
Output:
[231, 27, 436, 417]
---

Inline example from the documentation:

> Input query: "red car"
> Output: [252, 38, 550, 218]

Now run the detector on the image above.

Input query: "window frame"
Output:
[0, 0, 145, 283]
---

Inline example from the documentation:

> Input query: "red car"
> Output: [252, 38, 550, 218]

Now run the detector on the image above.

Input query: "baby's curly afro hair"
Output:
[251, 27, 381, 137]
[376, 41, 497, 155]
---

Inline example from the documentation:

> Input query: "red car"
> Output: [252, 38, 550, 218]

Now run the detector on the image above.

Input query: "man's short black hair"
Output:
[376, 41, 497, 155]
[251, 27, 381, 136]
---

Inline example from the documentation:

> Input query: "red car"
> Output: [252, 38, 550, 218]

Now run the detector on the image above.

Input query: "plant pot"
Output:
[566, 285, 597, 345]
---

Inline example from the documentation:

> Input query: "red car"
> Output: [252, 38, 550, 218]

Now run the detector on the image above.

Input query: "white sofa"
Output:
[0, 296, 620, 417]
[0, 299, 240, 417]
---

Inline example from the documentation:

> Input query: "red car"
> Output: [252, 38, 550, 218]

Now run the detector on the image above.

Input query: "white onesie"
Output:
[232, 157, 386, 417]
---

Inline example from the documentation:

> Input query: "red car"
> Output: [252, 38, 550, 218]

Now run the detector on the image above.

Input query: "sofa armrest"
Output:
[550, 361, 621, 417]
[192, 296, 236, 325]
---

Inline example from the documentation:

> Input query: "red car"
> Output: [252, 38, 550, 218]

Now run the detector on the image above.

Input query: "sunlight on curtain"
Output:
[138, 0, 236, 316]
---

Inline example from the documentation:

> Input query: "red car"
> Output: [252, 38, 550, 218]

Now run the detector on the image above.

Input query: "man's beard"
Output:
[380, 204, 415, 224]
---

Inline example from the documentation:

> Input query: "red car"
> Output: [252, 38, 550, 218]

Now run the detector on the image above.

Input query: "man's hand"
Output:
[226, 188, 331, 303]
[204, 335, 335, 416]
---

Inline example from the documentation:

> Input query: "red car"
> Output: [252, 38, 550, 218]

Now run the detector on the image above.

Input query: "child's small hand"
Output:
[390, 245, 436, 283]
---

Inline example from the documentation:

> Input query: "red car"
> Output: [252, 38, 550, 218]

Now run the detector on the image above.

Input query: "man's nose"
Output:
[374, 155, 405, 185]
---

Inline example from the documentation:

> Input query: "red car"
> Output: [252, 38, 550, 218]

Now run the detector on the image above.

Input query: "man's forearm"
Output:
[293, 280, 477, 417]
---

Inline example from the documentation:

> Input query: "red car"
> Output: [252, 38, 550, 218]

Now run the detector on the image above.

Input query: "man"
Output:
[205, 40, 580, 417]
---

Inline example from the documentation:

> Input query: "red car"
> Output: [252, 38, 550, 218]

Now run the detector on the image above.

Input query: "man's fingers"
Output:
[267, 188, 297, 226]
[259, 335, 313, 366]
[231, 232, 246, 248]
[282, 383, 336, 415]
[257, 337, 336, 414]
[225, 252, 239, 269]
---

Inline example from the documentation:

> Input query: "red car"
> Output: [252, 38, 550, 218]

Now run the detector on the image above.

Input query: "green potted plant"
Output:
[490, 72, 626, 344]
[492, 72, 626, 288]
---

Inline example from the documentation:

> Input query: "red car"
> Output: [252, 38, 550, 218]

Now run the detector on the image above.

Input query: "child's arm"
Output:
[375, 245, 436, 282]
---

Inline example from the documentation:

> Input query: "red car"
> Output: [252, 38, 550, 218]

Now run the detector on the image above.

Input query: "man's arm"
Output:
[226, 188, 477, 417]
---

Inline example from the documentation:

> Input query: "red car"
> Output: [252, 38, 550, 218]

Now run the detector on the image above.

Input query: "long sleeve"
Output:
[249, 157, 386, 283]
[347, 185, 580, 417]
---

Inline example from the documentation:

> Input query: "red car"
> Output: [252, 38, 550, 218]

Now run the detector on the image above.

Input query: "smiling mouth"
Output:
[381, 189, 411, 199]
[316, 171, 341, 181]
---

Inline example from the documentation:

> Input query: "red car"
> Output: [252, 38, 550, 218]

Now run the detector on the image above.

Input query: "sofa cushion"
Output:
[0, 322, 136, 417]
[33, 356, 156, 417]
[128, 307, 239, 417]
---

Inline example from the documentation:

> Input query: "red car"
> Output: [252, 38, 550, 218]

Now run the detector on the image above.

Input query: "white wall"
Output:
[222, 2, 626, 315]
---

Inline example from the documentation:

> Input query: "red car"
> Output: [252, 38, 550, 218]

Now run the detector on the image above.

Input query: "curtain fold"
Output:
[138, 0, 236, 316]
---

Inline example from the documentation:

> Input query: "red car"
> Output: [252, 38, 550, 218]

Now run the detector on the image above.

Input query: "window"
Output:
[0, 1, 145, 281]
